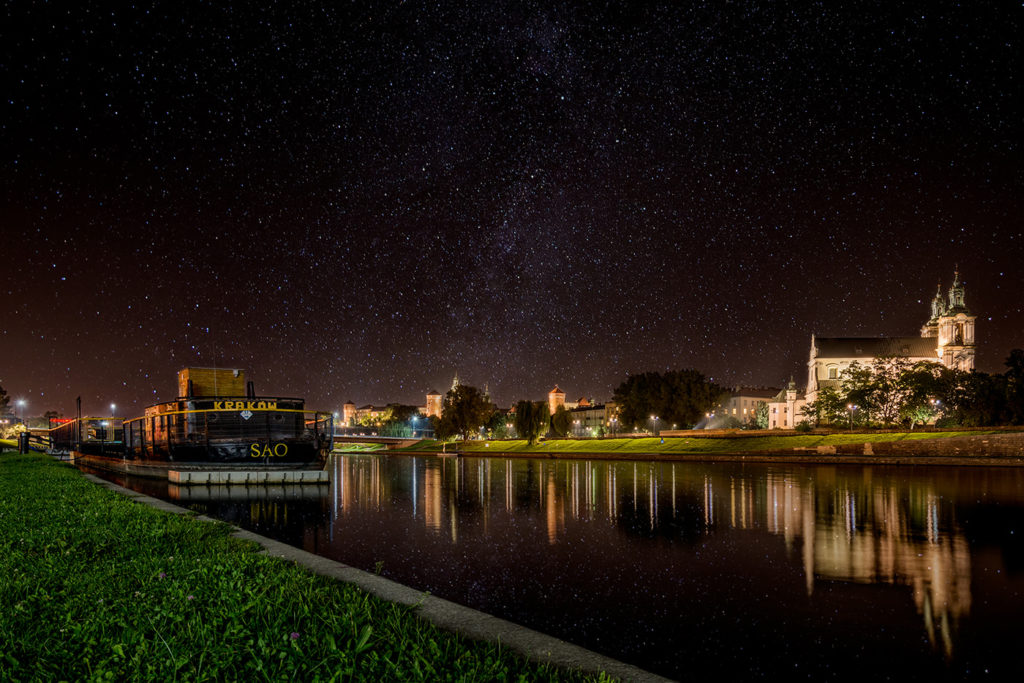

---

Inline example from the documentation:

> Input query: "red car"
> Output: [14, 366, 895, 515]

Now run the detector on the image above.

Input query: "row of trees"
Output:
[432, 368, 729, 442]
[433, 387, 579, 443]
[803, 350, 1024, 428]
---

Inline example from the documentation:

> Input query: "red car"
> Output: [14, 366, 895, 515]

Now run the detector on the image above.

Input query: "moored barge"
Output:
[51, 368, 332, 479]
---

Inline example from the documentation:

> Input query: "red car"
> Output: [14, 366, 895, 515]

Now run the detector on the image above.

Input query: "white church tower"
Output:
[933, 269, 976, 370]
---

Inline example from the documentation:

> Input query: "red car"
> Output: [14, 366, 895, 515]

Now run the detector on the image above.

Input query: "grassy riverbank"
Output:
[0, 452, 603, 681]
[400, 429, 1008, 456]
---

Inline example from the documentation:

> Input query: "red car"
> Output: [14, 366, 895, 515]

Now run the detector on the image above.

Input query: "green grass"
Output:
[0, 451, 606, 682]
[400, 430, 1007, 456]
[332, 442, 388, 453]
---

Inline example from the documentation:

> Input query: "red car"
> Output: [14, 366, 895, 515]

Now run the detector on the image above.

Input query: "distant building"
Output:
[425, 389, 442, 418]
[354, 404, 387, 424]
[342, 401, 356, 425]
[569, 402, 619, 436]
[805, 270, 977, 404]
[767, 379, 807, 429]
[548, 385, 566, 414]
[713, 387, 779, 426]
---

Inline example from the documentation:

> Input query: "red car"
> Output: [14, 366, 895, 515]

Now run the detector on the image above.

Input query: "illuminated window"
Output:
[828, 367, 838, 379]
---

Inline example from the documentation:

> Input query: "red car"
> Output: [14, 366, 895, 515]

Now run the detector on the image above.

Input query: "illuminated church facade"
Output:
[769, 271, 977, 428]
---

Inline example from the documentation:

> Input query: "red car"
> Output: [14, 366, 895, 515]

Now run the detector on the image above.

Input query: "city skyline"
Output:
[3, 2, 1021, 416]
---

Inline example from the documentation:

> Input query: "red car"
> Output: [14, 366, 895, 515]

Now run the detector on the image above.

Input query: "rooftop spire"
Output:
[930, 280, 945, 320]
[947, 268, 967, 312]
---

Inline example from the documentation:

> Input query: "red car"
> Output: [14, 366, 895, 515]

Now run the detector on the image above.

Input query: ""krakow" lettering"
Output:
[213, 400, 278, 410]
[250, 443, 289, 458]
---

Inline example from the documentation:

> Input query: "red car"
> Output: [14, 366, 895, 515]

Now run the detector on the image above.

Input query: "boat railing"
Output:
[47, 417, 123, 456]
[122, 407, 333, 461]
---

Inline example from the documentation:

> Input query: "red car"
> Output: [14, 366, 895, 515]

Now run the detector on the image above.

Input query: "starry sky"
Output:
[2, 1, 1022, 417]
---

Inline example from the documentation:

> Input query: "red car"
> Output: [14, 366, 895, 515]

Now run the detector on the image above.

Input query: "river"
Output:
[95, 455, 1024, 681]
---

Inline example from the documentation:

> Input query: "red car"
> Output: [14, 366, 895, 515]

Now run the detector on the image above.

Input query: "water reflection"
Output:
[106, 456, 1023, 681]
[323, 457, 1024, 675]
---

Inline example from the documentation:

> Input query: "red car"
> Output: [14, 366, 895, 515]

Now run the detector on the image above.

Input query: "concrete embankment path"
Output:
[83, 474, 672, 683]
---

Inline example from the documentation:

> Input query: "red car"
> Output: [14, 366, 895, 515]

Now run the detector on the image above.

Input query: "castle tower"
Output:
[342, 401, 357, 425]
[936, 269, 976, 370]
[548, 385, 566, 415]
[425, 389, 442, 418]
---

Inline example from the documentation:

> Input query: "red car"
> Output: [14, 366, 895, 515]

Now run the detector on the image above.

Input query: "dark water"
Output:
[98, 456, 1024, 681]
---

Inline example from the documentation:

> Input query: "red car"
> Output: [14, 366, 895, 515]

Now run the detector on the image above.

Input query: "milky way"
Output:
[2, 1, 1021, 416]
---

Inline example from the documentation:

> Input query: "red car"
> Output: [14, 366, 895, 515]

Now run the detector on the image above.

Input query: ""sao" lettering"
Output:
[249, 443, 289, 458]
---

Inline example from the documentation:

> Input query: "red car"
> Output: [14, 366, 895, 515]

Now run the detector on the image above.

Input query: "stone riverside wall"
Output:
[815, 431, 1024, 458]
[457, 431, 1024, 466]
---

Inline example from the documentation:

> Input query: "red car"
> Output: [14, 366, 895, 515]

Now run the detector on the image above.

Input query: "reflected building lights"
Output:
[423, 462, 442, 533]
[546, 468, 559, 544]
[325, 455, 977, 655]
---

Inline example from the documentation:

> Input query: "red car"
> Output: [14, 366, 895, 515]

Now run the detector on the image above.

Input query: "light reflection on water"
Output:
[162, 456, 1024, 680]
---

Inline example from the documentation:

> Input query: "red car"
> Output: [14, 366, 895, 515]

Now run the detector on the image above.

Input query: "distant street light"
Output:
[110, 403, 116, 415]
[650, 415, 659, 436]
[847, 404, 858, 431]
[17, 399, 26, 421]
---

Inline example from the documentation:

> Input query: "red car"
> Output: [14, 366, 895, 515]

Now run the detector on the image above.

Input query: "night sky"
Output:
[2, 1, 1021, 417]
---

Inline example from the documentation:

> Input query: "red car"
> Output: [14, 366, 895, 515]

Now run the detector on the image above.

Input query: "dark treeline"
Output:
[611, 370, 726, 432]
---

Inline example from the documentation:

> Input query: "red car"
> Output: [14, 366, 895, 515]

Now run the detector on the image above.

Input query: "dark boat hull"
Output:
[135, 439, 324, 464]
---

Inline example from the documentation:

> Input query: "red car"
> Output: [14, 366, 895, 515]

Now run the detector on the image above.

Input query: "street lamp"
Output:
[17, 399, 26, 421]
[411, 415, 419, 437]
[651, 415, 659, 436]
[110, 403, 116, 415]
[847, 404, 857, 431]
